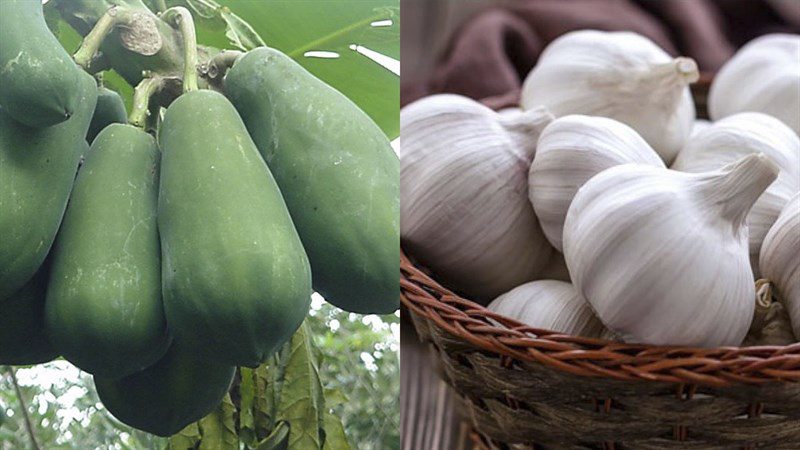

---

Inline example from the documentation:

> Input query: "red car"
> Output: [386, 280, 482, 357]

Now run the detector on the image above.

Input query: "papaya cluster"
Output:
[0, 0, 399, 437]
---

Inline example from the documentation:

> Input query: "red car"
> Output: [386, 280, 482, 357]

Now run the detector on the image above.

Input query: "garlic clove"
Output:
[689, 119, 712, 139]
[529, 115, 665, 251]
[488, 280, 608, 339]
[760, 192, 800, 338]
[520, 30, 698, 164]
[672, 112, 800, 276]
[709, 34, 800, 134]
[400, 94, 555, 302]
[563, 154, 778, 347]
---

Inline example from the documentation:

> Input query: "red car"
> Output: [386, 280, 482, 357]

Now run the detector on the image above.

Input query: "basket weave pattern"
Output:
[401, 252, 800, 449]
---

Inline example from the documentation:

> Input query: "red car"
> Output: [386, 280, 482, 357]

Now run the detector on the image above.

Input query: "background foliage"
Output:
[2, 0, 399, 448]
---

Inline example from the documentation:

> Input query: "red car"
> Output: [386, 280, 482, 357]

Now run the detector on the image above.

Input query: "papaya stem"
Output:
[162, 7, 199, 92]
[73, 6, 123, 69]
[155, 0, 168, 13]
[130, 75, 163, 129]
[5, 366, 41, 450]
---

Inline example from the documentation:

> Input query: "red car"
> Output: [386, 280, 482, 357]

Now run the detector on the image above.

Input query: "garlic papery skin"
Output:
[672, 112, 800, 276]
[520, 30, 698, 164]
[690, 119, 712, 139]
[709, 34, 800, 134]
[400, 94, 555, 302]
[488, 280, 607, 338]
[760, 193, 800, 338]
[563, 154, 779, 347]
[529, 115, 665, 251]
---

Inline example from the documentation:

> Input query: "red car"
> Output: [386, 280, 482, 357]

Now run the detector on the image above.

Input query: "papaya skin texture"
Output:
[0, 71, 97, 301]
[0, 0, 81, 128]
[158, 89, 312, 367]
[224, 47, 400, 315]
[94, 341, 235, 437]
[45, 124, 170, 378]
[86, 87, 127, 143]
[0, 266, 58, 365]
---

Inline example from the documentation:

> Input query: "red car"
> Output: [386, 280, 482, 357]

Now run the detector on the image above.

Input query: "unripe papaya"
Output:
[94, 341, 235, 437]
[158, 90, 312, 367]
[225, 47, 400, 314]
[87, 87, 127, 143]
[45, 124, 170, 378]
[0, 266, 58, 365]
[0, 0, 81, 128]
[0, 71, 97, 301]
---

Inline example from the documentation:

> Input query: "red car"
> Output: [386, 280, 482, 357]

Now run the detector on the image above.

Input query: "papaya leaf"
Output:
[197, 394, 238, 450]
[254, 364, 272, 440]
[274, 321, 325, 449]
[168, 422, 200, 449]
[254, 420, 290, 450]
[322, 412, 351, 450]
[238, 367, 257, 445]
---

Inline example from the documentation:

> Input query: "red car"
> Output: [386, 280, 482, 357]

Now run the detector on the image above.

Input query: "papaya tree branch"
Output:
[155, 0, 168, 13]
[5, 366, 41, 450]
[130, 75, 164, 129]
[162, 7, 199, 92]
[200, 50, 243, 90]
[73, 6, 123, 69]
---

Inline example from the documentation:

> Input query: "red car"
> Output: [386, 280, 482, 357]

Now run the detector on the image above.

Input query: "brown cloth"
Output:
[401, 0, 800, 107]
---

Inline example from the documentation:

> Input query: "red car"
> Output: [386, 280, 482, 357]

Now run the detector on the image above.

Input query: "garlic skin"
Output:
[390, 137, 400, 157]
[529, 115, 665, 251]
[760, 193, 800, 338]
[488, 280, 607, 338]
[401, 94, 555, 302]
[690, 119, 711, 139]
[563, 154, 779, 347]
[709, 34, 800, 134]
[520, 30, 698, 164]
[672, 112, 800, 276]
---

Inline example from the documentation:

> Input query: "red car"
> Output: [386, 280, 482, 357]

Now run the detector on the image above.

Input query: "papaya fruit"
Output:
[0, 266, 58, 365]
[86, 87, 127, 143]
[45, 123, 170, 377]
[0, 0, 81, 128]
[94, 341, 235, 437]
[224, 47, 400, 314]
[0, 71, 97, 301]
[158, 89, 312, 367]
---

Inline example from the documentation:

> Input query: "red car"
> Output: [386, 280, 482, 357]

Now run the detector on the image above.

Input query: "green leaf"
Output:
[322, 413, 350, 450]
[197, 394, 238, 450]
[275, 321, 325, 449]
[168, 422, 200, 449]
[238, 367, 257, 445]
[254, 420, 289, 450]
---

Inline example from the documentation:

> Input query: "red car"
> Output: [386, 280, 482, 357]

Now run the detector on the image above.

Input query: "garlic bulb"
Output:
[520, 30, 698, 164]
[401, 94, 555, 302]
[760, 193, 800, 338]
[529, 115, 665, 251]
[564, 154, 779, 347]
[709, 34, 800, 134]
[672, 112, 800, 276]
[690, 119, 711, 139]
[488, 280, 607, 338]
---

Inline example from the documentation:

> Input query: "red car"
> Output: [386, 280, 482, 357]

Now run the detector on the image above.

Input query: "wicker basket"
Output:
[400, 76, 800, 449]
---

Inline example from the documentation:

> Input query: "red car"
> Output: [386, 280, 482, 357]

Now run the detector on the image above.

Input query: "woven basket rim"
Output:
[401, 249, 800, 387]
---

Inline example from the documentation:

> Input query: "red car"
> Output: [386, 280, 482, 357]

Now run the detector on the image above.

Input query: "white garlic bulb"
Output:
[690, 119, 711, 139]
[672, 112, 800, 276]
[529, 115, 665, 251]
[709, 34, 800, 134]
[760, 193, 800, 338]
[564, 154, 779, 347]
[520, 30, 698, 164]
[401, 94, 555, 302]
[488, 280, 607, 338]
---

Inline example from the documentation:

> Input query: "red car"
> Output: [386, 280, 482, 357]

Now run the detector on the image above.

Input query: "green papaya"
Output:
[158, 90, 312, 367]
[94, 341, 235, 437]
[224, 47, 400, 314]
[0, 71, 97, 301]
[0, 0, 81, 128]
[45, 123, 170, 377]
[86, 87, 127, 143]
[0, 266, 58, 365]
